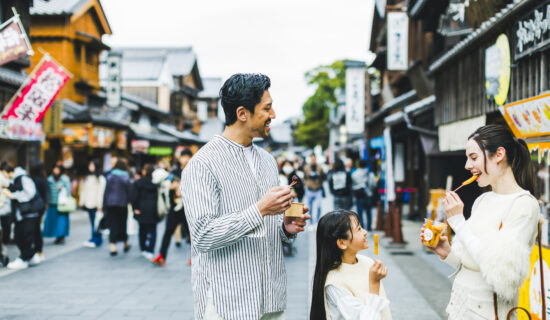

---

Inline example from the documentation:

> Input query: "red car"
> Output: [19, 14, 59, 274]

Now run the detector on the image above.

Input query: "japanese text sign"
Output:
[2, 57, 69, 123]
[0, 14, 33, 66]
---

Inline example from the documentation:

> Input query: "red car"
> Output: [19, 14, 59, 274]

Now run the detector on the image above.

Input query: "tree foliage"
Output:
[294, 60, 346, 149]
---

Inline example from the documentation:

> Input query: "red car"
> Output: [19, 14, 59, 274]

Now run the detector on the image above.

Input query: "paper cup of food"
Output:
[285, 202, 304, 217]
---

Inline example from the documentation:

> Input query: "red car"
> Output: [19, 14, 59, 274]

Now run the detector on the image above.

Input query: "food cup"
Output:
[285, 202, 304, 217]
[422, 219, 447, 247]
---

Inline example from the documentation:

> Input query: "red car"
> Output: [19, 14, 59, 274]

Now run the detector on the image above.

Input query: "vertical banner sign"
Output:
[106, 52, 122, 107]
[0, 13, 33, 67]
[387, 12, 409, 71]
[2, 56, 69, 123]
[345, 66, 366, 135]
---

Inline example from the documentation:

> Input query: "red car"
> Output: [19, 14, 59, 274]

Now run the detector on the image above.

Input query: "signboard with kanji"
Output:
[2, 56, 69, 123]
[0, 14, 33, 67]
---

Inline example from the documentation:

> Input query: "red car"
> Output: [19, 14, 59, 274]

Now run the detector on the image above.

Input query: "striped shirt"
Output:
[181, 135, 293, 320]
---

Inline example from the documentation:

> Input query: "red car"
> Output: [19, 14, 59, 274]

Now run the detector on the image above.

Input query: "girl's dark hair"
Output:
[142, 163, 154, 180]
[0, 161, 14, 173]
[468, 125, 536, 194]
[52, 164, 64, 175]
[220, 73, 271, 126]
[310, 210, 359, 320]
[30, 161, 46, 179]
[114, 159, 129, 172]
[89, 159, 102, 178]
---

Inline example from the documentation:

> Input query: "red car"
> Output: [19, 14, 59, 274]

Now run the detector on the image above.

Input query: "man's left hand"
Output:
[283, 206, 310, 234]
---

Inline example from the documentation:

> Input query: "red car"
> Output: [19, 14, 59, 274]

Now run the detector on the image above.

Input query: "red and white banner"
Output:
[0, 13, 33, 66]
[2, 56, 69, 123]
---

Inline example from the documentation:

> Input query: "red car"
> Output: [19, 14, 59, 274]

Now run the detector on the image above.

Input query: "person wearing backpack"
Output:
[351, 160, 377, 231]
[3, 165, 44, 270]
[328, 159, 353, 211]
[131, 164, 159, 260]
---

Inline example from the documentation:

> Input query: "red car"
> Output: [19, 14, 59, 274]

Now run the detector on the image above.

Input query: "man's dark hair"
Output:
[220, 73, 271, 126]
[180, 149, 193, 157]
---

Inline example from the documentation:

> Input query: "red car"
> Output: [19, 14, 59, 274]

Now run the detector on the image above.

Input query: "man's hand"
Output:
[283, 206, 310, 234]
[134, 209, 141, 215]
[257, 186, 295, 217]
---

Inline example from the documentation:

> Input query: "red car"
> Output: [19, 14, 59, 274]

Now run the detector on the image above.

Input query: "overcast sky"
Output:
[101, 0, 375, 122]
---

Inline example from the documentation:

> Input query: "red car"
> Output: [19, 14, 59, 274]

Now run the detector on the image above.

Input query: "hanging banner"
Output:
[2, 55, 70, 123]
[0, 13, 33, 67]
[345, 64, 366, 135]
[387, 11, 409, 71]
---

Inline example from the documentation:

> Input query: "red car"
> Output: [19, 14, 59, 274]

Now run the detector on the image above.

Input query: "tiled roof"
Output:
[198, 118, 224, 142]
[121, 56, 165, 81]
[199, 77, 223, 99]
[30, 0, 88, 15]
[0, 67, 27, 87]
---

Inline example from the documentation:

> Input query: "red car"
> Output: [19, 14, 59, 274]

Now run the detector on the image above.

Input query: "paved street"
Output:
[0, 198, 454, 320]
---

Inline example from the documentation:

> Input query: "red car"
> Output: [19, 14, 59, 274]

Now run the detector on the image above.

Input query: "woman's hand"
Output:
[134, 209, 141, 215]
[443, 191, 464, 219]
[369, 260, 387, 295]
[420, 227, 451, 259]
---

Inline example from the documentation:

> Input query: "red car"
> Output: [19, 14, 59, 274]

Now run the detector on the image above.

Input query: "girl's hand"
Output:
[443, 191, 464, 219]
[369, 260, 387, 282]
[420, 227, 451, 259]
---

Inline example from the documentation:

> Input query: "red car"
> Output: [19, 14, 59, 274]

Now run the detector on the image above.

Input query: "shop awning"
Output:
[157, 123, 207, 144]
[133, 130, 179, 145]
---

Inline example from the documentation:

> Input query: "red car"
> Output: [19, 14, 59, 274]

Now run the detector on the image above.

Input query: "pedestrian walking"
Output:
[42, 165, 71, 244]
[181, 73, 310, 320]
[131, 163, 159, 260]
[328, 159, 353, 210]
[79, 159, 106, 248]
[351, 159, 377, 231]
[310, 210, 392, 320]
[152, 149, 193, 266]
[29, 161, 48, 261]
[0, 163, 14, 246]
[303, 154, 325, 224]
[422, 125, 540, 319]
[104, 159, 132, 256]
[4, 165, 44, 270]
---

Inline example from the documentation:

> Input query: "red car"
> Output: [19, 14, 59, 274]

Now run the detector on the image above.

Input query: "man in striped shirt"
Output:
[181, 74, 310, 320]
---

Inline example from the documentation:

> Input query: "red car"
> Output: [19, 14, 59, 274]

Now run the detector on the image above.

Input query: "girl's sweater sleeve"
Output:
[325, 285, 389, 320]
[448, 196, 539, 302]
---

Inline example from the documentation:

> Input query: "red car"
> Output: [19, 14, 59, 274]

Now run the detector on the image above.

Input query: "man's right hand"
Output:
[257, 186, 295, 217]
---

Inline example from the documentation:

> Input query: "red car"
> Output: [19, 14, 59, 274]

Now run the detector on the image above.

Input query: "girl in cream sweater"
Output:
[310, 210, 392, 320]
[422, 125, 540, 319]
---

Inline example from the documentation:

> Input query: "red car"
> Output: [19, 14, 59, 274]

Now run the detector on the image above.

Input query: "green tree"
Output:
[294, 60, 346, 149]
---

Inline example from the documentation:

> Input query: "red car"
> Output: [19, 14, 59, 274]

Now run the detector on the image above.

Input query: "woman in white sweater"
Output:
[79, 160, 106, 248]
[423, 125, 539, 319]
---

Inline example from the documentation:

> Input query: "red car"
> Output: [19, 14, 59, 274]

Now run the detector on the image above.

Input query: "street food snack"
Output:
[422, 219, 447, 247]
[453, 174, 479, 192]
[285, 202, 304, 217]
[374, 234, 379, 256]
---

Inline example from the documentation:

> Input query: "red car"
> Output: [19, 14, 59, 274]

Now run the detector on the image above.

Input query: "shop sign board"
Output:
[499, 92, 550, 139]
[518, 245, 550, 320]
[345, 66, 366, 135]
[131, 139, 149, 153]
[0, 118, 43, 141]
[2, 56, 69, 123]
[485, 34, 511, 106]
[515, 1, 550, 61]
[437, 0, 472, 37]
[90, 126, 114, 148]
[0, 13, 33, 67]
[105, 52, 122, 108]
[387, 12, 408, 71]
[148, 146, 173, 156]
[63, 124, 89, 145]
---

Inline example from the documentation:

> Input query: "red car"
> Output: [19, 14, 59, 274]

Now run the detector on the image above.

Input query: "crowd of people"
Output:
[0, 150, 194, 270]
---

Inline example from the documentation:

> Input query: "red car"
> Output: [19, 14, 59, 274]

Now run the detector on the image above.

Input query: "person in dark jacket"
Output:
[328, 159, 353, 210]
[29, 161, 48, 261]
[103, 159, 132, 256]
[131, 163, 159, 260]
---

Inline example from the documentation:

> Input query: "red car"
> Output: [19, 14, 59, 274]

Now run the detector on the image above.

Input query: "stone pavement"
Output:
[0, 204, 455, 319]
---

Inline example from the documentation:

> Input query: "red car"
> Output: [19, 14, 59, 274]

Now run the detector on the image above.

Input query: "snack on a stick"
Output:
[289, 175, 299, 188]
[374, 234, 379, 256]
[453, 174, 479, 192]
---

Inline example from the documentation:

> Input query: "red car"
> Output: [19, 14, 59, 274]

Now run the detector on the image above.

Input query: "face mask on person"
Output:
[282, 165, 294, 175]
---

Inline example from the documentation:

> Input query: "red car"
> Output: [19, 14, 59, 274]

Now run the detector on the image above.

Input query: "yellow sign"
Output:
[485, 34, 511, 106]
[500, 92, 550, 140]
[518, 245, 550, 320]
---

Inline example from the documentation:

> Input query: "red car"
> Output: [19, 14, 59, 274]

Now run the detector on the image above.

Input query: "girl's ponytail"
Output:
[511, 138, 536, 195]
